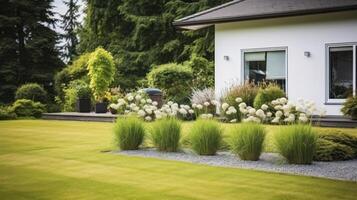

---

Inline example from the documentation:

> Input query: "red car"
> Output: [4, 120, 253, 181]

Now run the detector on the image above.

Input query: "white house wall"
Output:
[215, 10, 357, 116]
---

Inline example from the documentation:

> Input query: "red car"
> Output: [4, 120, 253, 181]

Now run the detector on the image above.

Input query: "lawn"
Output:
[0, 120, 356, 200]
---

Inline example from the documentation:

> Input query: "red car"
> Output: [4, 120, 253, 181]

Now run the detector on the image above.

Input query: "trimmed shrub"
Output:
[318, 131, 357, 156]
[275, 124, 317, 164]
[0, 106, 17, 120]
[114, 117, 145, 150]
[147, 63, 193, 104]
[223, 81, 259, 107]
[314, 139, 354, 161]
[87, 47, 115, 102]
[341, 96, 357, 119]
[185, 55, 214, 89]
[230, 123, 266, 161]
[15, 83, 47, 103]
[151, 117, 181, 152]
[11, 99, 46, 118]
[253, 83, 285, 109]
[190, 120, 222, 155]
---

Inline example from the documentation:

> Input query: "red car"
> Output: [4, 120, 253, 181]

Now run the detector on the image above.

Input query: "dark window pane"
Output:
[329, 46, 353, 99]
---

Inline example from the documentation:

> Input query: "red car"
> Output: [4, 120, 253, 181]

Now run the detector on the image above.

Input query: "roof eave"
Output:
[173, 5, 357, 29]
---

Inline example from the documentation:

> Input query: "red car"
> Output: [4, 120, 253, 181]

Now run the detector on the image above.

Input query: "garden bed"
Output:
[116, 148, 357, 182]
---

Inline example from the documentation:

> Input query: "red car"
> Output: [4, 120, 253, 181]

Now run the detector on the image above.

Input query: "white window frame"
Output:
[325, 42, 357, 104]
[241, 47, 288, 94]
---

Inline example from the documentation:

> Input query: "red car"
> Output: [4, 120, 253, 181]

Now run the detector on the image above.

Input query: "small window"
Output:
[244, 50, 286, 90]
[327, 44, 357, 102]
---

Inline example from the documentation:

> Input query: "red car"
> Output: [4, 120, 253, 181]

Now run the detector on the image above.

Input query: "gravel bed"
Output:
[115, 148, 357, 182]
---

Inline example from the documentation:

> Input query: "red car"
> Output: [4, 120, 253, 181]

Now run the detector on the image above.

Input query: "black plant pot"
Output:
[95, 102, 108, 113]
[109, 107, 118, 114]
[77, 98, 91, 113]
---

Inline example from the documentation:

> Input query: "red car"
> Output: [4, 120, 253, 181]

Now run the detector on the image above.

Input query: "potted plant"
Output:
[341, 96, 357, 120]
[87, 47, 116, 113]
[76, 84, 92, 113]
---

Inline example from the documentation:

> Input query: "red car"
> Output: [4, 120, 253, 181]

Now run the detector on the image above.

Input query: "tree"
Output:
[61, 0, 81, 62]
[79, 0, 230, 89]
[0, 0, 64, 103]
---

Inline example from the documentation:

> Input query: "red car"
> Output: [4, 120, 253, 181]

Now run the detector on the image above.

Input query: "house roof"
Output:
[173, 0, 357, 30]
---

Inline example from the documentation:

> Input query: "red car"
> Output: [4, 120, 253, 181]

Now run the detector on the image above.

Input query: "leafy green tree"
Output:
[0, 0, 64, 103]
[60, 0, 81, 62]
[79, 0, 230, 89]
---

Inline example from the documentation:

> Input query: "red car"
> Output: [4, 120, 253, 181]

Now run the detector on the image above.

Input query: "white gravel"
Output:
[116, 148, 357, 182]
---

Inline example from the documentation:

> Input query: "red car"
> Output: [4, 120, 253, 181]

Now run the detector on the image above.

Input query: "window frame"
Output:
[241, 47, 288, 95]
[325, 42, 357, 104]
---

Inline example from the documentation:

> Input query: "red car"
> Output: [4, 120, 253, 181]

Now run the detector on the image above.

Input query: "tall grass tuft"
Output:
[190, 120, 222, 155]
[151, 117, 181, 152]
[114, 117, 145, 150]
[275, 124, 317, 164]
[230, 123, 266, 161]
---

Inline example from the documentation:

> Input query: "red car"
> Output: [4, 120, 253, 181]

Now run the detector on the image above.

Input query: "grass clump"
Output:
[190, 120, 222, 155]
[275, 124, 317, 164]
[151, 117, 181, 152]
[230, 123, 266, 161]
[114, 117, 145, 150]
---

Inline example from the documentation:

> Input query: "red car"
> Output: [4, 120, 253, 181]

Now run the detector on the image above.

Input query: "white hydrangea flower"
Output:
[267, 112, 272, 117]
[256, 109, 265, 118]
[239, 107, 247, 114]
[279, 97, 288, 104]
[188, 109, 194, 114]
[235, 97, 242, 103]
[135, 95, 141, 101]
[238, 102, 247, 108]
[192, 103, 197, 108]
[299, 116, 308, 123]
[146, 99, 152, 104]
[138, 110, 146, 117]
[140, 99, 146, 104]
[167, 101, 173, 106]
[274, 105, 282, 110]
[204, 101, 210, 107]
[275, 110, 283, 118]
[230, 119, 237, 123]
[183, 105, 190, 110]
[211, 100, 218, 105]
[196, 104, 203, 110]
[261, 104, 269, 110]
[207, 114, 213, 118]
[127, 95, 134, 101]
[152, 101, 158, 106]
[145, 108, 152, 114]
[221, 103, 229, 111]
[109, 103, 119, 110]
[248, 108, 256, 115]
[179, 108, 187, 115]
[271, 117, 280, 123]
[145, 116, 152, 121]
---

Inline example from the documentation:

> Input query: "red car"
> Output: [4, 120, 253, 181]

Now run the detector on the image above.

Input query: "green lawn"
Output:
[0, 120, 356, 200]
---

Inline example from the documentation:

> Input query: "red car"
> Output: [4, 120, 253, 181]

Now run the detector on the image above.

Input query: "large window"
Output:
[243, 49, 287, 91]
[327, 44, 357, 102]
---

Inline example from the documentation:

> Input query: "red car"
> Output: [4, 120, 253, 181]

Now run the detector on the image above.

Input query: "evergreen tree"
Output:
[0, 0, 64, 103]
[79, 0, 230, 89]
[61, 0, 81, 62]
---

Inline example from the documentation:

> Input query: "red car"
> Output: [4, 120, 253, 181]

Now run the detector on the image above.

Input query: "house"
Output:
[174, 0, 357, 116]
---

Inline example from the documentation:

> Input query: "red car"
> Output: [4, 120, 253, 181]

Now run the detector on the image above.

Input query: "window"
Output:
[327, 43, 357, 102]
[243, 49, 287, 91]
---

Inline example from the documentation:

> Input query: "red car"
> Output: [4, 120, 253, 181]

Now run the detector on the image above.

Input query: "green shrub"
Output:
[54, 53, 91, 101]
[114, 117, 145, 150]
[318, 131, 357, 156]
[63, 80, 91, 112]
[253, 83, 285, 109]
[314, 139, 354, 161]
[11, 99, 46, 118]
[223, 81, 259, 107]
[151, 117, 181, 152]
[87, 47, 115, 102]
[185, 55, 214, 89]
[15, 83, 47, 103]
[147, 63, 193, 104]
[341, 96, 357, 119]
[275, 124, 317, 164]
[0, 106, 17, 120]
[230, 123, 266, 161]
[190, 120, 222, 155]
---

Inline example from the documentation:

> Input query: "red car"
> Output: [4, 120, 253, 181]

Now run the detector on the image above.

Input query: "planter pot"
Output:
[109, 107, 118, 114]
[351, 108, 357, 120]
[76, 98, 91, 113]
[95, 102, 108, 113]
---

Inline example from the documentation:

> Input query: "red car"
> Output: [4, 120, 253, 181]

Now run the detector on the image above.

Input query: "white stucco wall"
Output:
[215, 10, 357, 116]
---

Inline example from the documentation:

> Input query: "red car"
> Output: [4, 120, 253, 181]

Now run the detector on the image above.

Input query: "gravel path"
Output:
[116, 148, 357, 182]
